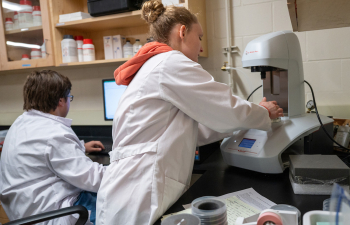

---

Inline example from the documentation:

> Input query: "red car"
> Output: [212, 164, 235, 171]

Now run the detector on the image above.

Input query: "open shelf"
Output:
[55, 10, 147, 32]
[58, 57, 130, 67]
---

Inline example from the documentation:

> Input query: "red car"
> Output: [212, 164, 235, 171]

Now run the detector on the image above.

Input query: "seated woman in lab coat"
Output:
[0, 70, 106, 225]
[96, 1, 284, 225]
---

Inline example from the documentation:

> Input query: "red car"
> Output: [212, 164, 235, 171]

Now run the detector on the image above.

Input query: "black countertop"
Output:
[88, 145, 331, 225]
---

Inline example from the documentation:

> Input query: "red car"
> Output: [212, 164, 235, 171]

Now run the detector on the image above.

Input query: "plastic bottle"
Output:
[83, 39, 95, 62]
[133, 39, 143, 56]
[41, 40, 46, 58]
[123, 40, 133, 58]
[19, 0, 33, 28]
[31, 48, 41, 59]
[61, 35, 78, 63]
[75, 36, 84, 62]
[32, 6, 42, 26]
[5, 18, 13, 31]
[21, 54, 30, 60]
[13, 12, 19, 29]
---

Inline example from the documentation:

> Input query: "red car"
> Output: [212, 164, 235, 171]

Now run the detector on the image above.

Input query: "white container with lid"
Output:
[31, 48, 41, 59]
[123, 40, 133, 58]
[19, 0, 33, 28]
[83, 39, 95, 62]
[61, 35, 78, 63]
[13, 11, 19, 29]
[21, 54, 30, 60]
[75, 36, 84, 62]
[5, 18, 13, 31]
[32, 6, 42, 26]
[133, 39, 143, 56]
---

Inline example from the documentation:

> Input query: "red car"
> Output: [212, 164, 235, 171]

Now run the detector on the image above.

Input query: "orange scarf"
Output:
[114, 42, 173, 85]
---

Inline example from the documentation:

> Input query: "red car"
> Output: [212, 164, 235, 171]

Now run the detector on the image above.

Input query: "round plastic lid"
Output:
[270, 204, 301, 225]
[83, 39, 93, 45]
[63, 35, 74, 39]
[33, 6, 40, 11]
[161, 214, 200, 225]
[5, 18, 13, 22]
[20, 0, 32, 6]
[74, 36, 84, 41]
[22, 54, 29, 58]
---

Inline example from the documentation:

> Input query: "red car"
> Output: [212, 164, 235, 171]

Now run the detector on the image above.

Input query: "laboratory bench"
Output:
[86, 141, 336, 225]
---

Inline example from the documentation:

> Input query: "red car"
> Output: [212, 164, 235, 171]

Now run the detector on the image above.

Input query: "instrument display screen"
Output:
[238, 138, 256, 149]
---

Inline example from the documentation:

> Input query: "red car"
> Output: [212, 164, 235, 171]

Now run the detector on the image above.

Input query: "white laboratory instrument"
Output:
[221, 31, 333, 174]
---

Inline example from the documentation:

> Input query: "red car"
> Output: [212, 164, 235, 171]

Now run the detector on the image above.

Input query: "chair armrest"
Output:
[4, 205, 88, 225]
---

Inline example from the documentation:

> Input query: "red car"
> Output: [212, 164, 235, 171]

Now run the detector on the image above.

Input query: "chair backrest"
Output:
[3, 205, 88, 225]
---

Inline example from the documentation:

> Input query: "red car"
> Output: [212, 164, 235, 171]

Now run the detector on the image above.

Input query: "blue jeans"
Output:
[73, 191, 97, 225]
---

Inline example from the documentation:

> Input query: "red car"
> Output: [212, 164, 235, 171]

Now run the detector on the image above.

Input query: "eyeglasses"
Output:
[67, 95, 74, 102]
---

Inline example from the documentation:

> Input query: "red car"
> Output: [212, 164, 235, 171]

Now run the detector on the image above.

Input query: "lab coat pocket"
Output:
[109, 141, 158, 162]
[161, 176, 186, 214]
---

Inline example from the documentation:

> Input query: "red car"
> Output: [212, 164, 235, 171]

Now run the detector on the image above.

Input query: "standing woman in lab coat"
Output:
[96, 1, 283, 224]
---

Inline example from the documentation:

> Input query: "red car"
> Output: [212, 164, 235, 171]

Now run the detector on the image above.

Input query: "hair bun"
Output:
[141, 0, 165, 24]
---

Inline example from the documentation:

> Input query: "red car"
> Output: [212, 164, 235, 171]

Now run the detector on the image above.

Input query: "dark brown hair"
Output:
[141, 0, 198, 44]
[23, 70, 72, 113]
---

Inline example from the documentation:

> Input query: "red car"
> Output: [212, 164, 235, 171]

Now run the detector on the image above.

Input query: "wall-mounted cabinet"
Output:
[49, 0, 207, 68]
[0, 0, 55, 71]
[288, 0, 350, 32]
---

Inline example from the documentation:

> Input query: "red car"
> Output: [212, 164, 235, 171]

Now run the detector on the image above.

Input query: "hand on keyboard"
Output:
[84, 141, 105, 153]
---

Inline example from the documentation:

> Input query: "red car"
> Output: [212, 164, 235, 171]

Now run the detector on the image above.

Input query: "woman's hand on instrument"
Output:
[84, 141, 105, 153]
[259, 97, 284, 119]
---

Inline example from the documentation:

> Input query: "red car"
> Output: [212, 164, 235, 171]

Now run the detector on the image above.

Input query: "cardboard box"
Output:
[287, 0, 350, 32]
[112, 35, 126, 59]
[103, 36, 114, 60]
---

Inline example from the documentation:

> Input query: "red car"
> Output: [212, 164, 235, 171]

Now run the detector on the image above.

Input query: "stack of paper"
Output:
[59, 12, 92, 23]
[162, 188, 276, 225]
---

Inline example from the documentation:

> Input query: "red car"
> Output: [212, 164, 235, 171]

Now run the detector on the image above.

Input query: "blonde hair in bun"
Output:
[141, 0, 198, 44]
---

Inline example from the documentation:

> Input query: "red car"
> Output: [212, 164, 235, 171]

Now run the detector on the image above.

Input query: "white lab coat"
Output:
[0, 110, 106, 225]
[96, 50, 271, 225]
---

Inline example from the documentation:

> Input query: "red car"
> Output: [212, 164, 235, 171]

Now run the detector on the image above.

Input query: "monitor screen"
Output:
[102, 79, 127, 121]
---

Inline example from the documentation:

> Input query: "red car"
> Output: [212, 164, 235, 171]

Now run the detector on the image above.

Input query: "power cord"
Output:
[304, 80, 350, 152]
[246, 81, 350, 152]
[247, 85, 262, 101]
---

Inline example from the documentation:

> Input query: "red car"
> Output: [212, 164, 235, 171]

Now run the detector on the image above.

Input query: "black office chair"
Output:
[3, 205, 88, 225]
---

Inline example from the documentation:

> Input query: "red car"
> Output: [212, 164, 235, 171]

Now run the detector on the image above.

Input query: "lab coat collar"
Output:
[25, 109, 73, 127]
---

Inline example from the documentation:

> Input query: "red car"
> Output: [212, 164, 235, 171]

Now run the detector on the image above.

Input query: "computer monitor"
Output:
[102, 79, 127, 121]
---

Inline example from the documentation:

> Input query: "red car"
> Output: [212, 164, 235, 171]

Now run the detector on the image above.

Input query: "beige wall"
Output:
[199, 0, 350, 119]
[0, 0, 349, 125]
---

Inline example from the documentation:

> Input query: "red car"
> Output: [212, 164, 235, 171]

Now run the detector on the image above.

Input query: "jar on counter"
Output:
[19, 0, 33, 28]
[61, 35, 78, 63]
[32, 6, 42, 26]
[5, 18, 13, 31]
[31, 48, 41, 59]
[83, 39, 95, 62]
[21, 54, 30, 60]
[13, 12, 19, 29]
[75, 36, 84, 62]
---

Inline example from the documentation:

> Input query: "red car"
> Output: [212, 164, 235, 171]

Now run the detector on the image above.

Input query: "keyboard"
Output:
[89, 144, 113, 155]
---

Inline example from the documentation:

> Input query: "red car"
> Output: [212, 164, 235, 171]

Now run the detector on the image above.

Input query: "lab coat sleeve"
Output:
[45, 133, 106, 193]
[159, 51, 271, 134]
[197, 123, 232, 147]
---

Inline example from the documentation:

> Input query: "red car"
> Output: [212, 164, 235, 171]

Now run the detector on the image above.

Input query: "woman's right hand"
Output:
[259, 97, 284, 119]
